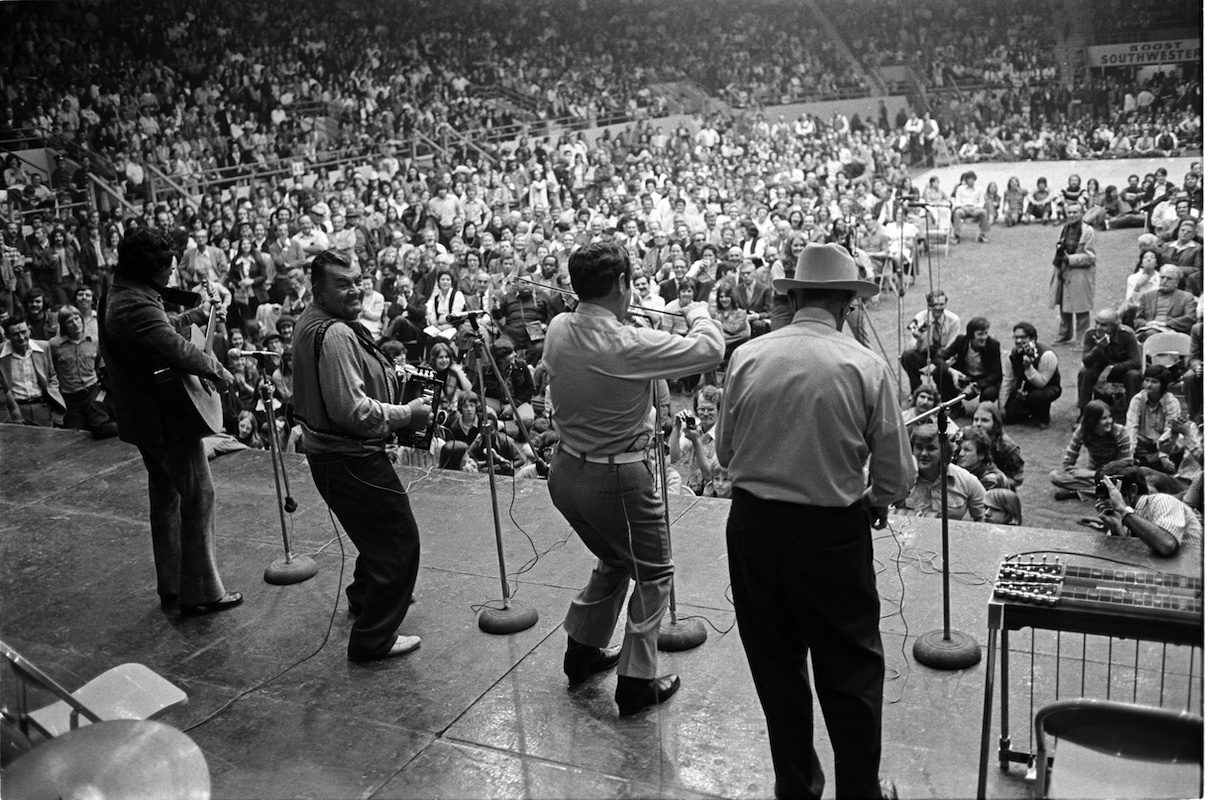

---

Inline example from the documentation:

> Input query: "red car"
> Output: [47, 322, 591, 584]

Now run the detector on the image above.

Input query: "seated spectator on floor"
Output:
[952, 171, 990, 244]
[940, 316, 1002, 408]
[901, 290, 961, 394]
[984, 488, 1023, 526]
[968, 401, 1024, 489]
[895, 423, 986, 522]
[466, 411, 527, 476]
[1143, 413, 1203, 499]
[1077, 307, 1143, 417]
[1095, 461, 1202, 556]
[1001, 321, 1061, 428]
[956, 427, 1009, 491]
[1051, 399, 1131, 501]
[1125, 365, 1181, 474]
[1002, 178, 1027, 227]
[1027, 178, 1054, 225]
[670, 384, 722, 496]
[901, 381, 959, 431]
[480, 337, 535, 434]
[438, 391, 482, 470]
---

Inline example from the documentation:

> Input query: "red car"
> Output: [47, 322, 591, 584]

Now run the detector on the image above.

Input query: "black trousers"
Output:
[726, 488, 885, 800]
[308, 451, 421, 660]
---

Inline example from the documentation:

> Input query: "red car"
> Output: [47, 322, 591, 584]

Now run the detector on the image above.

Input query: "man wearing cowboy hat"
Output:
[717, 242, 914, 800]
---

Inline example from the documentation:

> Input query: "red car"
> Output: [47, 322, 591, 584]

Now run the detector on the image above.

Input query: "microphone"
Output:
[445, 310, 491, 326]
[907, 201, 931, 207]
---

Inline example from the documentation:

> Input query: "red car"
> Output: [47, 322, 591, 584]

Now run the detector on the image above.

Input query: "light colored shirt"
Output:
[716, 308, 916, 507]
[1133, 494, 1202, 547]
[2, 342, 42, 400]
[1125, 391, 1181, 451]
[897, 462, 986, 521]
[1001, 348, 1059, 408]
[48, 335, 98, 394]
[544, 301, 723, 457]
[911, 309, 962, 353]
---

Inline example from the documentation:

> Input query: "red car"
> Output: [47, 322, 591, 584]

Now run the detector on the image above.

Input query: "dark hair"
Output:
[1143, 364, 1172, 389]
[2, 316, 27, 334]
[427, 341, 456, 366]
[310, 249, 351, 289]
[974, 401, 1005, 440]
[677, 276, 698, 296]
[960, 427, 993, 460]
[926, 290, 947, 306]
[1079, 399, 1112, 438]
[1098, 459, 1148, 497]
[1135, 249, 1163, 272]
[568, 242, 631, 301]
[1013, 321, 1038, 340]
[116, 227, 177, 282]
[966, 316, 990, 336]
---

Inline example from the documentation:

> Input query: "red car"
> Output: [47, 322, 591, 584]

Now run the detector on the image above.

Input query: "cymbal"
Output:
[3, 719, 210, 800]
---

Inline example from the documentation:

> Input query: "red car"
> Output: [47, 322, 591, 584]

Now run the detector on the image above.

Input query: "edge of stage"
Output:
[1, 425, 1200, 799]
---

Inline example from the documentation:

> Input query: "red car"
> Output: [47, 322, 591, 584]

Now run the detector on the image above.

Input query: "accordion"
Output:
[395, 364, 444, 451]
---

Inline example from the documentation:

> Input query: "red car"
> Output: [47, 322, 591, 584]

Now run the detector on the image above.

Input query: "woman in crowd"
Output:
[426, 267, 465, 337]
[358, 272, 386, 340]
[969, 401, 1024, 488]
[1120, 249, 1162, 326]
[425, 341, 472, 407]
[984, 489, 1023, 526]
[1050, 399, 1130, 500]
[1002, 177, 1027, 227]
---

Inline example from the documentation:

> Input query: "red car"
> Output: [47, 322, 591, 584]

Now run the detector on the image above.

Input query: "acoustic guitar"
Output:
[153, 280, 224, 435]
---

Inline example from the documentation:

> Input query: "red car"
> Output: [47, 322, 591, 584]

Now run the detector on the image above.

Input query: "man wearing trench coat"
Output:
[1049, 201, 1097, 344]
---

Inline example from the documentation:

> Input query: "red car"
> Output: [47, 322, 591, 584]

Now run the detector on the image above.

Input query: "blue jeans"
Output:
[139, 438, 226, 604]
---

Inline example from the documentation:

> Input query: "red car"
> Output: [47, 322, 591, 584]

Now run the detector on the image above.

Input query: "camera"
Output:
[678, 410, 697, 430]
[1013, 341, 1038, 361]
[1095, 480, 1111, 502]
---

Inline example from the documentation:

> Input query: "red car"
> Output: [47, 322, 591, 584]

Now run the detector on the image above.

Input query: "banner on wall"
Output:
[1087, 39, 1201, 67]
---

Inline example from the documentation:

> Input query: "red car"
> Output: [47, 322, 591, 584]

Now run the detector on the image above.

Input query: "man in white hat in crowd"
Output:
[717, 242, 915, 800]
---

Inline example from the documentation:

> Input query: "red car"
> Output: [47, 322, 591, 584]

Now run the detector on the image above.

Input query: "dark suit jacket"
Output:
[734, 280, 770, 319]
[940, 334, 1003, 390]
[99, 275, 224, 446]
[659, 278, 680, 303]
[1135, 289, 1197, 333]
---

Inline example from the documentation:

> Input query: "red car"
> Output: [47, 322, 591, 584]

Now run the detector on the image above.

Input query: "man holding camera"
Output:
[1049, 201, 1097, 344]
[1001, 321, 1062, 428]
[670, 384, 722, 495]
[900, 290, 961, 394]
[292, 249, 432, 662]
[1096, 462, 1201, 556]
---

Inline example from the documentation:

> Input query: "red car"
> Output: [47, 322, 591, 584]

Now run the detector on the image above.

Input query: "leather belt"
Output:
[558, 442, 646, 465]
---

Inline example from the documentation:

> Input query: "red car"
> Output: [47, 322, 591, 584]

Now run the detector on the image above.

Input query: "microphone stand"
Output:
[652, 381, 706, 652]
[910, 386, 982, 670]
[252, 354, 318, 585]
[463, 314, 538, 634]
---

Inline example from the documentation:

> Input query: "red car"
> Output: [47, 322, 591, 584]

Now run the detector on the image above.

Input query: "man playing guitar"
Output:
[99, 227, 243, 616]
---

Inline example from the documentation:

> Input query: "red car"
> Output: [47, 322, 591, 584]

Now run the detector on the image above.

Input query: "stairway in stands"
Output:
[800, 0, 890, 95]
[1053, 0, 1094, 86]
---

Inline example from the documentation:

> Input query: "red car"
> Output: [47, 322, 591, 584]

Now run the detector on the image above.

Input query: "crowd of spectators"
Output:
[0, 0, 1201, 541]
[818, 0, 1061, 88]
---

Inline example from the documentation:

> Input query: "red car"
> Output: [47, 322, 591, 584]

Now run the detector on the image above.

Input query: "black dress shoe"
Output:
[563, 638, 621, 686]
[615, 674, 681, 716]
[180, 592, 244, 617]
[159, 593, 178, 609]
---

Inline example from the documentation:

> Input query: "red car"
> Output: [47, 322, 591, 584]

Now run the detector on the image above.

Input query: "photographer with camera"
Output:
[1001, 321, 1062, 428]
[670, 384, 722, 495]
[900, 290, 961, 395]
[1049, 201, 1097, 344]
[1094, 461, 1201, 556]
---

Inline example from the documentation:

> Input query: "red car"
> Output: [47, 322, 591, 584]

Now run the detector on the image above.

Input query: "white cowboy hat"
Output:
[772, 242, 879, 299]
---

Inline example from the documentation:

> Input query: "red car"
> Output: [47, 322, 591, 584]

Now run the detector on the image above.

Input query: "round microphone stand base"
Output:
[912, 629, 982, 670]
[657, 617, 707, 652]
[264, 554, 319, 585]
[477, 602, 539, 635]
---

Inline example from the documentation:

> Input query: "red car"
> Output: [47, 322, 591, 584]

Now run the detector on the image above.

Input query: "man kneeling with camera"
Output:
[1095, 460, 1202, 556]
